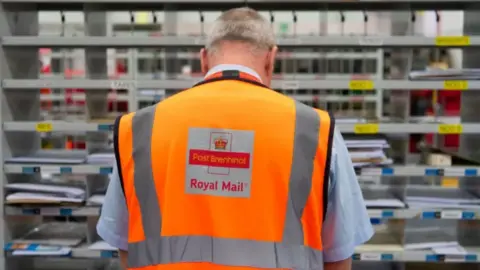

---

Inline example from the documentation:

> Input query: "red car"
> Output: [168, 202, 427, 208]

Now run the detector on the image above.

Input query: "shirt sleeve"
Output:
[322, 128, 374, 262]
[96, 164, 129, 251]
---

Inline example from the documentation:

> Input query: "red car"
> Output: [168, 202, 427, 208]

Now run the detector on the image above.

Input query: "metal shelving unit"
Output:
[2, 1, 480, 270]
[2, 0, 480, 11]
[1, 35, 480, 47]
[5, 78, 480, 90]
[2, 121, 479, 134]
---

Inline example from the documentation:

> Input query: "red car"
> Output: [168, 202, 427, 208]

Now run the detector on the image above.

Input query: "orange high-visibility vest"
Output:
[114, 70, 335, 270]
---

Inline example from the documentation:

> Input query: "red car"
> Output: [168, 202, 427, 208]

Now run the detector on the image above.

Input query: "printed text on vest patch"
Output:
[188, 149, 250, 168]
[189, 179, 247, 192]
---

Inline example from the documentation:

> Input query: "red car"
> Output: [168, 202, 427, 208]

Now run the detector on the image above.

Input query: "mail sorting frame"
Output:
[39, 52, 386, 121]
[35, 9, 387, 121]
[0, 3, 119, 270]
[3, 0, 480, 11]
[0, 4, 190, 270]
[0, 13, 476, 270]
[24, 16, 381, 122]
[0, 9, 480, 270]
[2, 3, 480, 270]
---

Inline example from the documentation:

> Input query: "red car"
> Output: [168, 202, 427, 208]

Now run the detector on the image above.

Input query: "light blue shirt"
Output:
[97, 65, 374, 262]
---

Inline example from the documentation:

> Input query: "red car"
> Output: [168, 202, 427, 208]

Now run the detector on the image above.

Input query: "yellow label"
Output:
[435, 36, 470, 46]
[444, 80, 468, 90]
[354, 124, 379, 134]
[441, 178, 459, 188]
[349, 80, 374, 90]
[438, 124, 463, 134]
[35, 122, 53, 133]
[135, 12, 149, 24]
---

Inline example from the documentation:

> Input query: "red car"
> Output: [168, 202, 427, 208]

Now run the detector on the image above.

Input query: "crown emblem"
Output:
[214, 137, 228, 150]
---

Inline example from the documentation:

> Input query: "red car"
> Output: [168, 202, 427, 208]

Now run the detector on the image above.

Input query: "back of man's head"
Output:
[205, 7, 276, 56]
[200, 7, 277, 86]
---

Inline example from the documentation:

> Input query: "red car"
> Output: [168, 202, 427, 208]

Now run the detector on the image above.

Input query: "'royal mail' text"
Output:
[190, 178, 247, 192]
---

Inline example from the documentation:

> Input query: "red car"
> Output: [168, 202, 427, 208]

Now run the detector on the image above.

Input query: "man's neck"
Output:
[207, 46, 268, 82]
[206, 64, 262, 82]
[210, 62, 266, 82]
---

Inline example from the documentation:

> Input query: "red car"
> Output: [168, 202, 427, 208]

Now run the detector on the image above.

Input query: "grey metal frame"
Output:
[1, 2, 480, 270]
[1, 3, 41, 270]
[2, 0, 480, 11]
[3, 36, 480, 48]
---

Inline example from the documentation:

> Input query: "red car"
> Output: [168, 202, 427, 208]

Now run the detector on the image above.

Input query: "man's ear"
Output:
[266, 46, 278, 78]
[200, 48, 209, 74]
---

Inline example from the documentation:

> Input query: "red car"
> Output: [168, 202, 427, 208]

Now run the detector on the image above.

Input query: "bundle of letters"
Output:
[362, 187, 406, 209]
[409, 68, 480, 80]
[6, 223, 86, 256]
[404, 225, 467, 255]
[5, 150, 88, 165]
[86, 148, 115, 164]
[344, 136, 393, 168]
[335, 118, 392, 168]
[406, 186, 480, 209]
[5, 183, 85, 204]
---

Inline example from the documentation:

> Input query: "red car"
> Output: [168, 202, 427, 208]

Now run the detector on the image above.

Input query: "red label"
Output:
[189, 149, 250, 169]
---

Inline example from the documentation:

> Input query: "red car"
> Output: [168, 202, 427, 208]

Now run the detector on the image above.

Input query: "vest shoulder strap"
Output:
[114, 106, 158, 198]
[113, 114, 126, 196]
[318, 109, 335, 221]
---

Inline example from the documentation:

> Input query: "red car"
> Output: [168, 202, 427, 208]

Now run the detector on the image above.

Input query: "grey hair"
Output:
[205, 7, 276, 55]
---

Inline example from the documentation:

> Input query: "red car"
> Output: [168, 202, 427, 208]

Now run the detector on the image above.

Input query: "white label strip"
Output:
[368, 210, 383, 218]
[445, 255, 467, 262]
[40, 208, 62, 215]
[281, 81, 300, 90]
[358, 37, 384, 46]
[360, 253, 382, 261]
[441, 210, 462, 219]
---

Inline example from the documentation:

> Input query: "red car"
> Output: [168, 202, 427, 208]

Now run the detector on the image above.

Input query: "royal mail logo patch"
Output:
[213, 136, 228, 150]
[185, 128, 254, 198]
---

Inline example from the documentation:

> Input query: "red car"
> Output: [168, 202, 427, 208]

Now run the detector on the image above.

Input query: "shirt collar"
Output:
[205, 64, 262, 83]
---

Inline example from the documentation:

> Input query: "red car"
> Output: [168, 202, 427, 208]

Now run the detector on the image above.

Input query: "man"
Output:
[98, 7, 373, 270]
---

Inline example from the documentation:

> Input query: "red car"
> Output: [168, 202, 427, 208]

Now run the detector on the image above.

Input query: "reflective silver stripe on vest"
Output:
[127, 101, 322, 269]
[129, 235, 323, 269]
[282, 102, 320, 245]
[131, 106, 162, 240]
